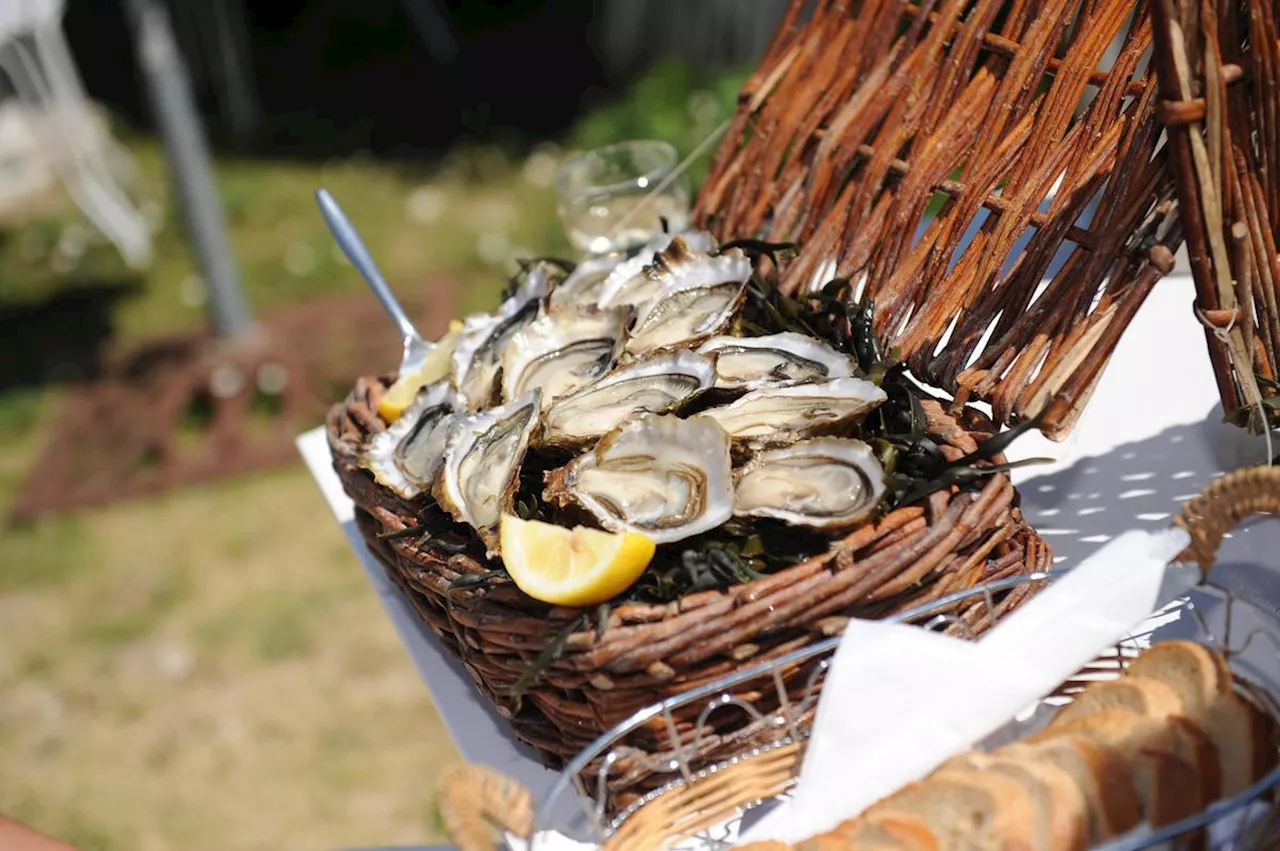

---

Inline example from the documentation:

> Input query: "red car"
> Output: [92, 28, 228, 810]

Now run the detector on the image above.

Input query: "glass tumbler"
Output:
[556, 140, 691, 257]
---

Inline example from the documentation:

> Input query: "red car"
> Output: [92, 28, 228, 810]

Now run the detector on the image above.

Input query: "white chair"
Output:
[0, 0, 153, 270]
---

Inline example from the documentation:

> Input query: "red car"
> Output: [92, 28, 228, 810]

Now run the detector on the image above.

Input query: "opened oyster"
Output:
[500, 305, 630, 406]
[696, 332, 860, 392]
[702, 377, 887, 447]
[596, 230, 720, 309]
[359, 381, 459, 499]
[452, 263, 555, 410]
[734, 438, 886, 529]
[540, 349, 716, 447]
[434, 389, 542, 552]
[624, 246, 751, 356]
[548, 254, 622, 309]
[545, 413, 733, 544]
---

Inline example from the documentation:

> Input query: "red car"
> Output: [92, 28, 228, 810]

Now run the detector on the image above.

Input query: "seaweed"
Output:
[457, 262, 1050, 686]
[510, 612, 590, 706]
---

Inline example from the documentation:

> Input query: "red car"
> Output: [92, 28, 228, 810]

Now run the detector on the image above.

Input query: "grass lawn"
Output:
[0, 59, 746, 849]
[0, 135, 570, 850]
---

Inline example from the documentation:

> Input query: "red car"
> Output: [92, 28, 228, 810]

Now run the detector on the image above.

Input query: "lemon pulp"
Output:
[378, 319, 464, 422]
[499, 514, 655, 607]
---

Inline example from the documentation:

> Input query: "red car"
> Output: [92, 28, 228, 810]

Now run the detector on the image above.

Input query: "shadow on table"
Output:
[1017, 404, 1280, 616]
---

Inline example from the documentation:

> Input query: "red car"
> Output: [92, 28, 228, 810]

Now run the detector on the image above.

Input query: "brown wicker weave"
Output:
[322, 0, 1198, 788]
[696, 0, 1183, 440]
[1150, 0, 1280, 430]
[436, 463, 1280, 851]
[329, 384, 1049, 769]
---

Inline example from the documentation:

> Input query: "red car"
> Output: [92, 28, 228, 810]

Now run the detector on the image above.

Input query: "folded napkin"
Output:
[738, 526, 1191, 846]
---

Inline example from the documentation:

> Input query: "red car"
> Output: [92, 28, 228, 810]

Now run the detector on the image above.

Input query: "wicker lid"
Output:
[1150, 0, 1280, 432]
[694, 0, 1183, 440]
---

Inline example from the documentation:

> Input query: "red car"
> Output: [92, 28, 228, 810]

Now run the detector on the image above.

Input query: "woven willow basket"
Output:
[329, 391, 1047, 768]
[326, 0, 1186, 775]
[1149, 0, 1280, 430]
[437, 466, 1280, 851]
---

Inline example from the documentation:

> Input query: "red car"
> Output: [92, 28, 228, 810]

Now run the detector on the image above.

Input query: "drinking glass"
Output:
[556, 140, 691, 256]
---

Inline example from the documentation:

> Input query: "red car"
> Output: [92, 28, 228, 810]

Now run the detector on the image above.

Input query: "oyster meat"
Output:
[545, 413, 733, 544]
[451, 263, 553, 410]
[701, 377, 887, 446]
[733, 438, 886, 529]
[540, 349, 716, 447]
[624, 246, 751, 356]
[696, 332, 860, 392]
[596, 230, 720, 309]
[434, 389, 542, 552]
[500, 305, 630, 406]
[359, 381, 459, 499]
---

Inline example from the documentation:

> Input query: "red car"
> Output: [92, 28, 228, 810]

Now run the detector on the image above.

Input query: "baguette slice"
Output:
[999, 734, 1141, 843]
[1122, 641, 1231, 716]
[943, 751, 1087, 851]
[1048, 676, 1183, 729]
[801, 812, 939, 851]
[1037, 709, 1198, 826]
[863, 768, 1037, 850]
[1167, 716, 1220, 806]
[1203, 692, 1272, 795]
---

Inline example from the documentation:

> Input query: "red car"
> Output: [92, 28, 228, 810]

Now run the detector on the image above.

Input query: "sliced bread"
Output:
[1167, 715, 1220, 806]
[999, 734, 1141, 843]
[1036, 708, 1198, 826]
[805, 812, 939, 851]
[1048, 677, 1184, 729]
[864, 768, 1038, 850]
[1202, 692, 1271, 795]
[1122, 641, 1231, 716]
[943, 751, 1087, 851]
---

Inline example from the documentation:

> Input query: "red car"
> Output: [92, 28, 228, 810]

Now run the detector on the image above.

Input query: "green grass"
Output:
[0, 59, 750, 850]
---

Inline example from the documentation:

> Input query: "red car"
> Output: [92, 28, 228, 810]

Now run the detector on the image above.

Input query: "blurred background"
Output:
[0, 1, 790, 849]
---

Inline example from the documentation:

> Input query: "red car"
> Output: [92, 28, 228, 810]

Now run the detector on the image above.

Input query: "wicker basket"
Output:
[437, 465, 1280, 851]
[326, 0, 1186, 781]
[1149, 0, 1280, 430]
[696, 0, 1182, 440]
[329, 387, 1048, 770]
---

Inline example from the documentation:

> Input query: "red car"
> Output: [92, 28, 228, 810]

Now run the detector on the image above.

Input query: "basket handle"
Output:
[1175, 465, 1280, 574]
[436, 763, 534, 851]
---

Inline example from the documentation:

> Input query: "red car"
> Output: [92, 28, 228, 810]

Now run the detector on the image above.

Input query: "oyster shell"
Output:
[733, 438, 886, 529]
[451, 263, 553, 410]
[545, 413, 733, 544]
[540, 349, 716, 447]
[500, 305, 630, 406]
[549, 254, 622, 309]
[392, 382, 461, 494]
[434, 389, 542, 552]
[359, 381, 459, 499]
[624, 246, 752, 356]
[701, 377, 887, 446]
[696, 332, 860, 392]
[596, 230, 720, 309]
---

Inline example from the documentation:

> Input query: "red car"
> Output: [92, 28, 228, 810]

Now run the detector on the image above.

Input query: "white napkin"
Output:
[738, 526, 1191, 846]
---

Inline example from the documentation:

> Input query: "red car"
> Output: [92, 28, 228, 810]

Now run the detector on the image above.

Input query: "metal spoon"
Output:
[315, 188, 431, 375]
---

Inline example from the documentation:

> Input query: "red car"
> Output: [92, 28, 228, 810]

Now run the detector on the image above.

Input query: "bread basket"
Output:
[437, 465, 1280, 850]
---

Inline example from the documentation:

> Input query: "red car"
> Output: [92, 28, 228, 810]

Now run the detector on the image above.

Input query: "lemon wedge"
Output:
[378, 319, 464, 423]
[499, 514, 656, 607]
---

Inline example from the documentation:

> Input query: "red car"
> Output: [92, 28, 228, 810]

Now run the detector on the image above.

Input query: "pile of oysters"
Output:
[359, 231, 892, 564]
